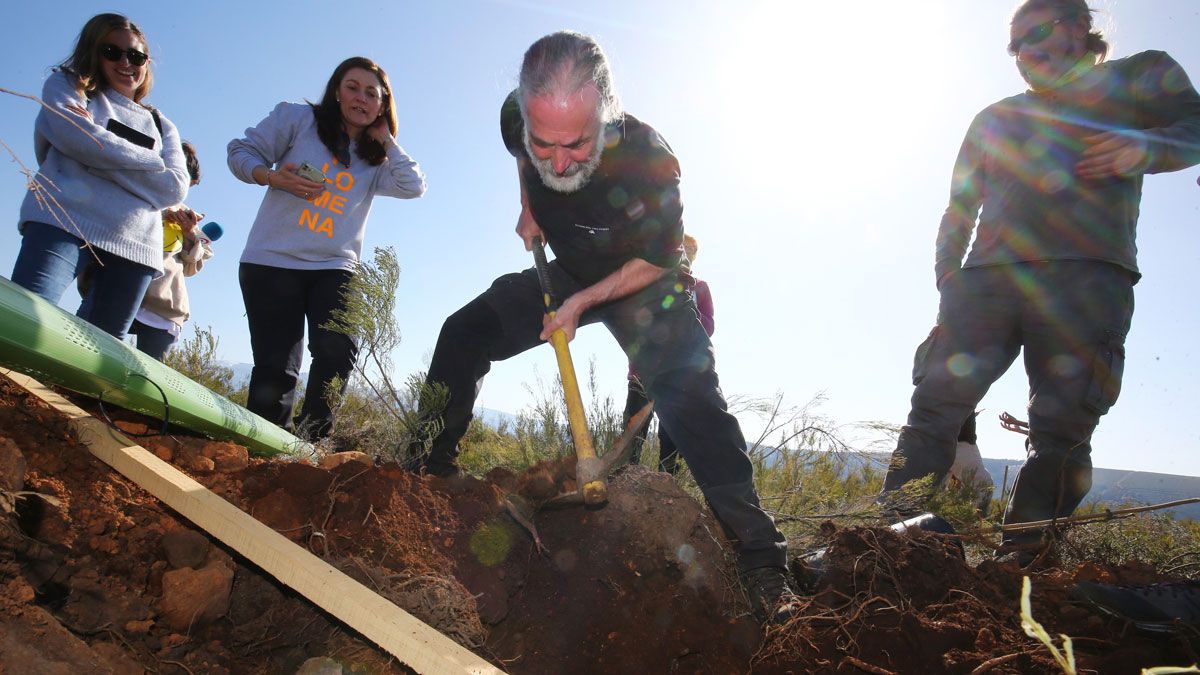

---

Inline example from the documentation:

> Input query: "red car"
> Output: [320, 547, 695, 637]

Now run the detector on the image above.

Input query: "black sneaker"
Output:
[740, 566, 800, 625]
[1069, 581, 1200, 633]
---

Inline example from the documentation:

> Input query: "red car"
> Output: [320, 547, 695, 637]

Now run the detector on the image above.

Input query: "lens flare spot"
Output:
[1022, 137, 1047, 160]
[675, 544, 696, 565]
[661, 294, 675, 310]
[1049, 353, 1083, 378]
[673, 282, 684, 293]
[469, 519, 514, 567]
[625, 199, 646, 220]
[946, 353, 975, 377]
[607, 186, 629, 208]
[1039, 169, 1071, 194]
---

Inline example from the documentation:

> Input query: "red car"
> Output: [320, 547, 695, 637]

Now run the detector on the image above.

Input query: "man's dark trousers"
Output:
[882, 261, 1134, 546]
[418, 261, 787, 571]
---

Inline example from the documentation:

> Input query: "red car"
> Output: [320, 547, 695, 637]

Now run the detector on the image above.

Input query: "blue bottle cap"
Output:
[200, 221, 224, 242]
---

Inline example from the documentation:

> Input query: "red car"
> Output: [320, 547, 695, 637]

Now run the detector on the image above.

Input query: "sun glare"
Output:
[714, 2, 953, 199]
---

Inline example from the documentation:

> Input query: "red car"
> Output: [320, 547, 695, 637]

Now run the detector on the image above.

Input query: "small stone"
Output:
[115, 420, 151, 436]
[161, 529, 210, 569]
[124, 619, 154, 634]
[203, 442, 249, 473]
[4, 577, 35, 603]
[519, 467, 557, 501]
[295, 656, 344, 675]
[0, 436, 26, 493]
[160, 633, 188, 650]
[158, 563, 234, 631]
[318, 451, 372, 470]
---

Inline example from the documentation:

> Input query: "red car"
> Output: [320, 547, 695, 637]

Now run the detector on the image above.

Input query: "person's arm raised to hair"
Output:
[35, 70, 165, 171]
[87, 113, 189, 210]
[540, 258, 670, 343]
[1076, 51, 1200, 179]
[368, 116, 427, 198]
[934, 114, 985, 289]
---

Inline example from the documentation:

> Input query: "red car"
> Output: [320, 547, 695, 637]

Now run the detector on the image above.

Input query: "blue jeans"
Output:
[11, 221, 154, 339]
[129, 319, 178, 361]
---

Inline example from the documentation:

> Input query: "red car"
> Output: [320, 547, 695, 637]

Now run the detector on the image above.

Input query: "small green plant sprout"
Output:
[1021, 575, 1076, 675]
[1141, 666, 1200, 674]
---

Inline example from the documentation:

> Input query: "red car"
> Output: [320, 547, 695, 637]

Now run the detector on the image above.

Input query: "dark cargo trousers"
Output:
[882, 261, 1134, 546]
[416, 262, 788, 571]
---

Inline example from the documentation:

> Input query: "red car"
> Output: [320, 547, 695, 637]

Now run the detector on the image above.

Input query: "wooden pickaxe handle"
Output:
[531, 238, 606, 505]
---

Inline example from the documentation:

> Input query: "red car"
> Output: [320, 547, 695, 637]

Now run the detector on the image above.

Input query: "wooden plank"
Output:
[5, 369, 503, 675]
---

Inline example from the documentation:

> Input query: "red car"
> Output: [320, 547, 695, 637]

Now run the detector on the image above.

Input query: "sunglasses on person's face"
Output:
[1007, 18, 1066, 56]
[99, 43, 149, 67]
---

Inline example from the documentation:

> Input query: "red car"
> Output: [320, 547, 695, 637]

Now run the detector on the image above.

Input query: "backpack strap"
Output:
[74, 75, 165, 137]
[145, 106, 164, 135]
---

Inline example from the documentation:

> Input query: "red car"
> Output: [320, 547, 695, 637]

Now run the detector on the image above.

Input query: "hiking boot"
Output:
[1070, 581, 1200, 633]
[740, 566, 800, 625]
[994, 536, 1057, 569]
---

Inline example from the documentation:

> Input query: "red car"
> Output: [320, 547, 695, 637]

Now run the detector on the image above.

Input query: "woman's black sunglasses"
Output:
[100, 44, 149, 67]
[1007, 18, 1065, 56]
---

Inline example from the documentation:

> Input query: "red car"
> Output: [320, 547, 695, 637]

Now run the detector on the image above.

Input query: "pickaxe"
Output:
[531, 237, 654, 506]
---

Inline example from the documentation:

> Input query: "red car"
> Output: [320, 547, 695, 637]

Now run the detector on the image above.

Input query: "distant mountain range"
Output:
[977, 457, 1200, 521]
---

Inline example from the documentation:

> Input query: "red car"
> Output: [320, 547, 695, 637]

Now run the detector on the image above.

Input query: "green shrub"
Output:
[164, 325, 246, 404]
[321, 247, 448, 461]
[1058, 505, 1200, 577]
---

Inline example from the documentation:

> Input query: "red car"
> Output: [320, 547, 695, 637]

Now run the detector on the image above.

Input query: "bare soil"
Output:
[1, 371, 1197, 674]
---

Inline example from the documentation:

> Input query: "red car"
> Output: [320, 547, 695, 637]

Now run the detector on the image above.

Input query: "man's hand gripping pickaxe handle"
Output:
[531, 238, 607, 505]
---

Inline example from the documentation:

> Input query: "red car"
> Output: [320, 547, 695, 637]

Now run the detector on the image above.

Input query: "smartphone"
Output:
[296, 161, 327, 184]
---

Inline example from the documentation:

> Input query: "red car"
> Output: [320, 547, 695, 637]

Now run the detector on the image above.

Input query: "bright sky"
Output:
[2, 1, 1198, 477]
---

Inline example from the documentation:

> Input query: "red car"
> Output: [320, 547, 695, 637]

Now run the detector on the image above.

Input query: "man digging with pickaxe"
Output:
[407, 30, 798, 624]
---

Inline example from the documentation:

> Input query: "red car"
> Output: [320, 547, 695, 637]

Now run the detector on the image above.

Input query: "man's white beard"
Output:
[524, 132, 603, 194]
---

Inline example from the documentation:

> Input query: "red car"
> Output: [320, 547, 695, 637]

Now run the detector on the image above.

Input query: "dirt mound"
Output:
[756, 525, 1199, 673]
[2, 370, 1198, 673]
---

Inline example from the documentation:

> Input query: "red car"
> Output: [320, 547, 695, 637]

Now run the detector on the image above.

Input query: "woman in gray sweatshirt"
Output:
[227, 56, 426, 439]
[11, 13, 190, 339]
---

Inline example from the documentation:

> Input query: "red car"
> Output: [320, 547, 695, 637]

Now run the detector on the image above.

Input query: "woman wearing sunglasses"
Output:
[227, 57, 426, 439]
[11, 13, 190, 339]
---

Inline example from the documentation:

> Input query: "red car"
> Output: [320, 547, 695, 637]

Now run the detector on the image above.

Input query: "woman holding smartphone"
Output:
[227, 56, 426, 439]
[11, 13, 189, 338]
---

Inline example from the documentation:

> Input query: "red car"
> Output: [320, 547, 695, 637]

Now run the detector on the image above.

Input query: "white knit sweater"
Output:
[17, 69, 190, 274]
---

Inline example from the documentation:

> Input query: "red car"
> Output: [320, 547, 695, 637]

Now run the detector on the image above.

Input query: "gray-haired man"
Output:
[411, 31, 796, 623]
